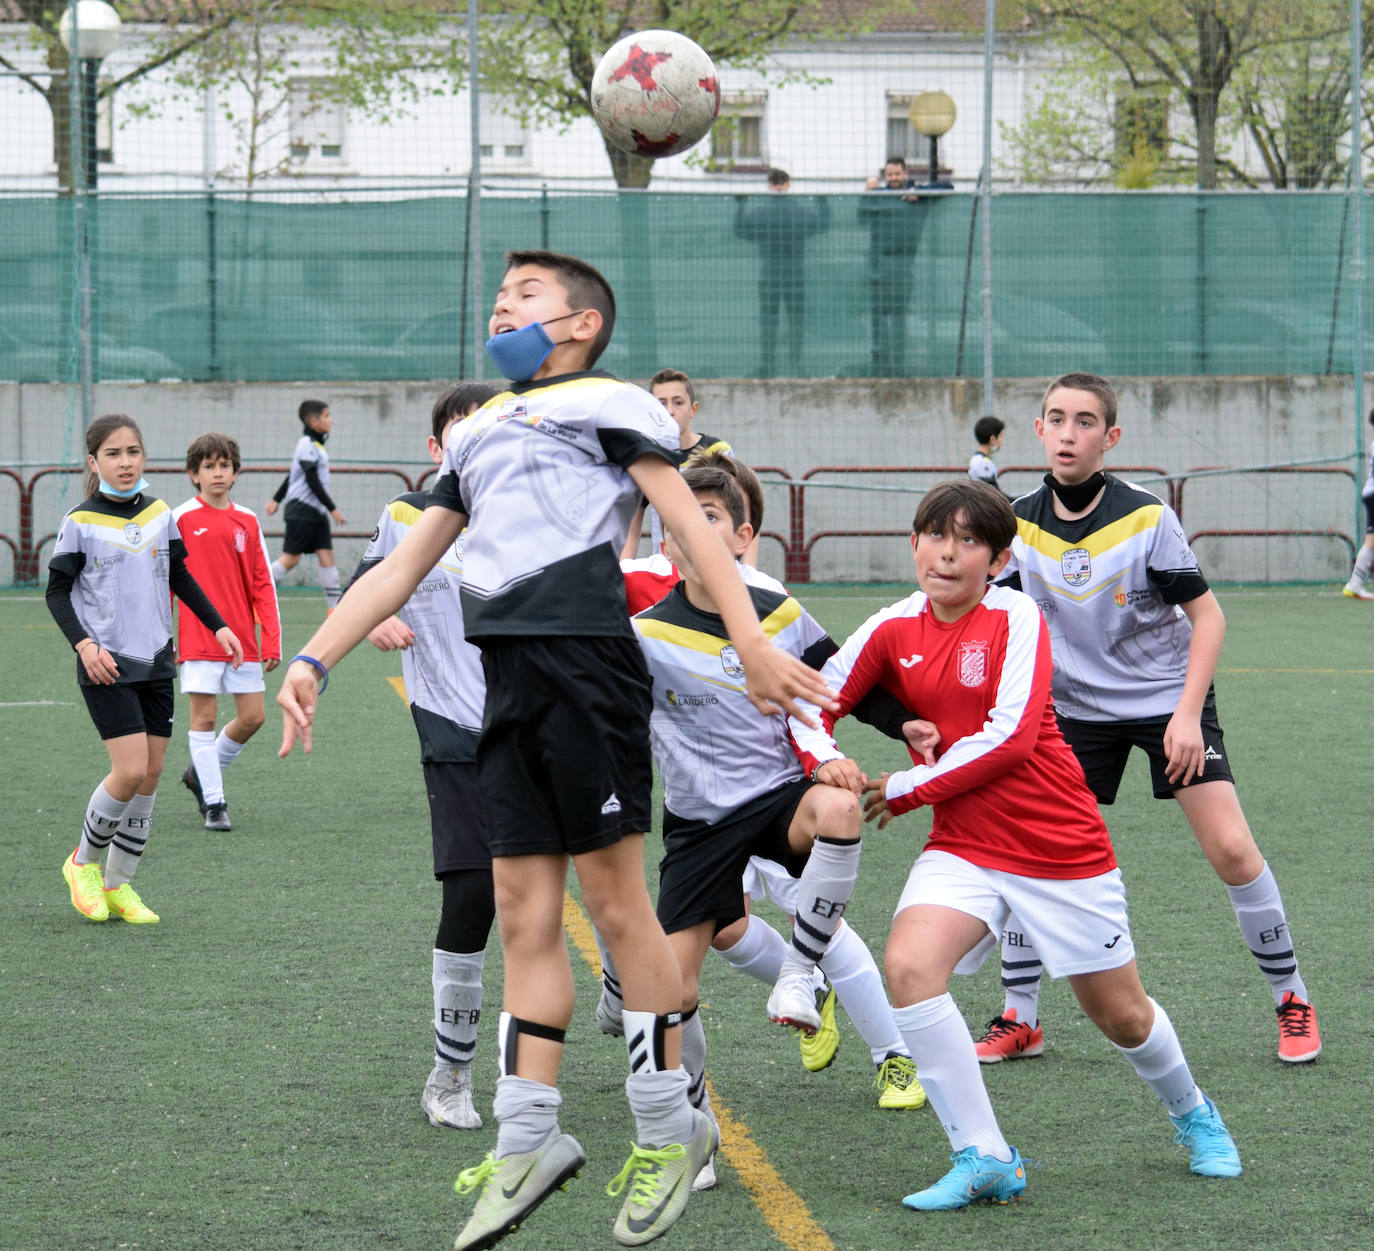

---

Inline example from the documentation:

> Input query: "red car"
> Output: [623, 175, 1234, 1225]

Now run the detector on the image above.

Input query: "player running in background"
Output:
[265, 399, 345, 612]
[47, 415, 243, 926]
[976, 372, 1320, 1066]
[1341, 407, 1374, 599]
[792, 480, 1242, 1211]
[276, 250, 835, 1250]
[351, 380, 499, 1132]
[174, 433, 281, 832]
[967, 416, 1008, 497]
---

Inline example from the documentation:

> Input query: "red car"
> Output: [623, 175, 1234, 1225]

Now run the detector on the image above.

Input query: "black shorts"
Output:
[282, 500, 332, 554]
[1058, 688, 1234, 802]
[476, 635, 653, 857]
[423, 760, 491, 877]
[81, 678, 175, 741]
[1362, 494, 1374, 535]
[656, 778, 814, 935]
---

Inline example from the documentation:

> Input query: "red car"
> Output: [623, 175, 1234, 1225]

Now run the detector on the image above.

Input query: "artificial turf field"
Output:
[1, 584, 1370, 1251]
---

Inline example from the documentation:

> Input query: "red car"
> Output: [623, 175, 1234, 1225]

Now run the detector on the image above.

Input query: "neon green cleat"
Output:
[453, 1133, 585, 1251]
[799, 980, 839, 1072]
[62, 850, 108, 921]
[875, 1053, 926, 1110]
[103, 883, 159, 924]
[607, 1110, 719, 1247]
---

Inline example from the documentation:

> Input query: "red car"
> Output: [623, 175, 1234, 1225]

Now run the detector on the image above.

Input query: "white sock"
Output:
[318, 564, 341, 609]
[1226, 862, 1308, 1004]
[679, 1005, 714, 1121]
[216, 729, 247, 771]
[492, 1074, 562, 1158]
[625, 1066, 695, 1149]
[78, 782, 128, 864]
[433, 948, 484, 1068]
[594, 926, 624, 1015]
[105, 791, 155, 888]
[789, 836, 861, 966]
[819, 922, 907, 1064]
[270, 559, 288, 583]
[1000, 919, 1043, 1024]
[1112, 998, 1204, 1119]
[1349, 545, 1374, 588]
[189, 729, 225, 805]
[714, 913, 787, 983]
[894, 994, 1011, 1160]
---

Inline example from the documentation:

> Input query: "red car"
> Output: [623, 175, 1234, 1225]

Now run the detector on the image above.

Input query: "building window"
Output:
[96, 83, 113, 164]
[710, 92, 766, 170]
[1113, 87, 1168, 164]
[289, 79, 345, 162]
[477, 96, 529, 169]
[886, 94, 920, 167]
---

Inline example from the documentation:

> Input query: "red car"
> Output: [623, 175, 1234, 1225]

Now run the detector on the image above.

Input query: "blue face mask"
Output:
[97, 474, 149, 500]
[484, 312, 583, 382]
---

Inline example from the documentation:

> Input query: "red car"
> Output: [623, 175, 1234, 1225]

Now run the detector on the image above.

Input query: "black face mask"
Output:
[1045, 470, 1106, 512]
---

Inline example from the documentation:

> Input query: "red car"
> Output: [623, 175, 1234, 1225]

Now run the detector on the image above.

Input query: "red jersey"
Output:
[622, 553, 682, 615]
[791, 583, 1115, 881]
[170, 496, 281, 664]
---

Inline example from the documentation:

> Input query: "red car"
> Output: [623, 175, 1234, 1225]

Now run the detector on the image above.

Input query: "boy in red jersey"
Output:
[173, 433, 281, 831]
[790, 480, 1241, 1212]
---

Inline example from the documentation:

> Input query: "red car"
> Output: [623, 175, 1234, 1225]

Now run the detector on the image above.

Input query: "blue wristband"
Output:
[290, 653, 330, 693]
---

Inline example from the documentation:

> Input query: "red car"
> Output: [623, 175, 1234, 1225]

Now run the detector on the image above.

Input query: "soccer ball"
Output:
[590, 30, 721, 159]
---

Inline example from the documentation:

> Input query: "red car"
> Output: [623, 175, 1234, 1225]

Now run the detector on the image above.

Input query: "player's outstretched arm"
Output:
[631, 457, 837, 726]
[277, 505, 466, 756]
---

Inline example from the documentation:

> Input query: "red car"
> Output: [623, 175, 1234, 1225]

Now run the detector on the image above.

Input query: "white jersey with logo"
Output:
[633, 578, 830, 824]
[428, 371, 679, 640]
[50, 494, 181, 681]
[968, 450, 999, 487]
[284, 433, 331, 514]
[1001, 474, 1210, 722]
[358, 490, 484, 763]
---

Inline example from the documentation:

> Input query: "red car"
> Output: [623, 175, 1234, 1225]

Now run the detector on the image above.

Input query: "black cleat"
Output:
[204, 802, 232, 832]
[182, 765, 207, 815]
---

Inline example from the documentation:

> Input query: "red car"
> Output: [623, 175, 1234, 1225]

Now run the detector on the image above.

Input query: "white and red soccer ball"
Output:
[590, 30, 721, 159]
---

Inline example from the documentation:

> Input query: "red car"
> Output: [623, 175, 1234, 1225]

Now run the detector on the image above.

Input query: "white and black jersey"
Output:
[1000, 474, 1209, 722]
[354, 491, 484, 763]
[428, 371, 679, 640]
[634, 579, 833, 825]
[284, 433, 333, 515]
[47, 493, 226, 684]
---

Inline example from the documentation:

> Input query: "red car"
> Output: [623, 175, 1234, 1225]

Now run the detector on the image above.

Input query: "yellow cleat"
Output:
[876, 1052, 926, 1110]
[799, 980, 840, 1072]
[103, 883, 159, 924]
[62, 850, 108, 921]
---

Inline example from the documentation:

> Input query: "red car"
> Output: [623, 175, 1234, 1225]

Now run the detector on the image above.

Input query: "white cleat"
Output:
[422, 1063, 482, 1130]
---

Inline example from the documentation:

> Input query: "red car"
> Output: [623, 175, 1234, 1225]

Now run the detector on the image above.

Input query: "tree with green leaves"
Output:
[1007, 0, 1368, 189]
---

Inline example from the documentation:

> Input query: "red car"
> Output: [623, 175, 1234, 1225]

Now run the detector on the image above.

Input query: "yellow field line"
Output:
[561, 894, 835, 1251]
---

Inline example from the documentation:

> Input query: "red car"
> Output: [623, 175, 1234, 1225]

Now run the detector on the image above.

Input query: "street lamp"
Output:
[909, 90, 956, 187]
[57, 1, 122, 425]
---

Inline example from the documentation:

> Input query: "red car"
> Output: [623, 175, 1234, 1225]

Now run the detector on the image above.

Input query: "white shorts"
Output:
[179, 660, 266, 696]
[895, 849, 1136, 979]
[741, 856, 799, 914]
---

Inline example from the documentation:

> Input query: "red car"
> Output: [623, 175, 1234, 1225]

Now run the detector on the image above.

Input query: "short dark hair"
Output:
[680, 464, 747, 531]
[431, 381, 501, 442]
[912, 480, 1016, 555]
[767, 168, 789, 187]
[503, 249, 616, 366]
[185, 432, 242, 476]
[974, 416, 1005, 445]
[1042, 372, 1118, 428]
[299, 399, 328, 425]
[649, 367, 695, 404]
[693, 450, 764, 530]
[885, 155, 907, 168]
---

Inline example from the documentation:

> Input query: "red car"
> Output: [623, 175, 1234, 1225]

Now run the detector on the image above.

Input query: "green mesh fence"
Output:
[0, 190, 1364, 385]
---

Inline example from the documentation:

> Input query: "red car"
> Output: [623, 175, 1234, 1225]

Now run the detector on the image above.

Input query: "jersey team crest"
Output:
[958, 640, 989, 688]
[234, 528, 247, 553]
[123, 521, 143, 545]
[1061, 546, 1091, 586]
[719, 644, 744, 679]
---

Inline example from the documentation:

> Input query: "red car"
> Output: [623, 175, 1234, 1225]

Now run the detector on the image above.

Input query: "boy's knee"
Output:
[884, 949, 936, 1005]
[237, 710, 266, 736]
[813, 786, 863, 841]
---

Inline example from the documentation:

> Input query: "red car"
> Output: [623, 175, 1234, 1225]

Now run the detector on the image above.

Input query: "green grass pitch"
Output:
[1, 585, 1370, 1250]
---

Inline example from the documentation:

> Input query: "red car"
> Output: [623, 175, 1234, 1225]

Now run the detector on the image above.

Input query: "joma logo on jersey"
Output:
[719, 644, 745, 679]
[958, 640, 988, 688]
[1061, 546, 1091, 586]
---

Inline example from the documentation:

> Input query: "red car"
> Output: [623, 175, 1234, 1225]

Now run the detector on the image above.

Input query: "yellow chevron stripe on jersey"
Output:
[759, 595, 803, 640]
[1017, 502, 1163, 561]
[388, 498, 424, 528]
[636, 616, 734, 660]
[68, 498, 171, 531]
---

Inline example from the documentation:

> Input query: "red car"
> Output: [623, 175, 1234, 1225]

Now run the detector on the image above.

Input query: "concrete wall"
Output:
[2, 374, 1364, 586]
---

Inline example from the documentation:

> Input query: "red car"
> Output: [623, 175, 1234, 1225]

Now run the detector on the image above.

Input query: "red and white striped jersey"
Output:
[171, 496, 281, 664]
[791, 583, 1116, 881]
